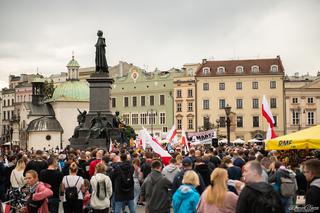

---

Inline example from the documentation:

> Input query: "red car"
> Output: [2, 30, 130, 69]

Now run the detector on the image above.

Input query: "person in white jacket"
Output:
[10, 159, 26, 188]
[90, 162, 113, 213]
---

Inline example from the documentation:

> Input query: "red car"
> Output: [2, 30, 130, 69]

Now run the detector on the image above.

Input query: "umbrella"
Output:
[218, 138, 228, 144]
[248, 138, 262, 143]
[266, 125, 320, 150]
[233, 138, 245, 144]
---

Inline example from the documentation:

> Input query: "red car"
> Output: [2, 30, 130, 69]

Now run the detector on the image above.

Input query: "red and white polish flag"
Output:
[262, 95, 277, 139]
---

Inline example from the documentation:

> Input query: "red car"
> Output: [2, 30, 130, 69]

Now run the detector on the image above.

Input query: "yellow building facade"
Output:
[195, 57, 285, 141]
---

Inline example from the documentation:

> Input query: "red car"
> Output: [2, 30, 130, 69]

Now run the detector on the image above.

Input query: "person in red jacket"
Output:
[89, 150, 104, 177]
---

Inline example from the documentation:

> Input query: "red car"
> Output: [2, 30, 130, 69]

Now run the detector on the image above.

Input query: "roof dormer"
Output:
[251, 65, 259, 73]
[236, 66, 244, 73]
[270, 65, 278, 72]
[202, 67, 210, 76]
[217, 66, 225, 74]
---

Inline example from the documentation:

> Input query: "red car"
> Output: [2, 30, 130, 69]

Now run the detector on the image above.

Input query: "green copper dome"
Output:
[67, 56, 80, 67]
[52, 81, 89, 102]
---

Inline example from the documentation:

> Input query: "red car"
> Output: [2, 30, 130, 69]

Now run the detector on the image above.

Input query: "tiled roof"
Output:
[196, 56, 284, 77]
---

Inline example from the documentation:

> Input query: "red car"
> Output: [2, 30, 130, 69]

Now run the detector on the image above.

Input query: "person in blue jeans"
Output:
[173, 170, 200, 213]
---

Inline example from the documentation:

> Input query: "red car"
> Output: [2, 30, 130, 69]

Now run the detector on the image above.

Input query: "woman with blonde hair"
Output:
[173, 170, 200, 213]
[10, 159, 26, 188]
[197, 168, 238, 213]
[61, 162, 84, 213]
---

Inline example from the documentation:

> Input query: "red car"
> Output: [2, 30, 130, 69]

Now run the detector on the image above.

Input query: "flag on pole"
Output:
[109, 138, 113, 152]
[166, 125, 177, 143]
[181, 129, 190, 152]
[262, 95, 277, 139]
[141, 127, 172, 165]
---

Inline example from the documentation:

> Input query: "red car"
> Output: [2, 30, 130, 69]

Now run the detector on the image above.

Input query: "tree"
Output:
[43, 80, 55, 100]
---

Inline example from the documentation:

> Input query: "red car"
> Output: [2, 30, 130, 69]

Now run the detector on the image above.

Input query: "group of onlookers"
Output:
[0, 145, 319, 213]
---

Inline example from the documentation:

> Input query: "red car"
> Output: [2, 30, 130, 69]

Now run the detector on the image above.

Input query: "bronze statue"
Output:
[95, 30, 108, 74]
[77, 109, 87, 126]
[112, 111, 121, 128]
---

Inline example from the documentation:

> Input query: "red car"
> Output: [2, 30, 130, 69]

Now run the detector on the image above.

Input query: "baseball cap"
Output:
[182, 157, 193, 166]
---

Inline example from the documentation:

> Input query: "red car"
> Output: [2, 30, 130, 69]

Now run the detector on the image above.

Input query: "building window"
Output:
[236, 82, 242, 90]
[217, 66, 225, 73]
[236, 66, 244, 73]
[251, 66, 259, 73]
[163, 127, 168, 132]
[188, 118, 193, 129]
[292, 111, 299, 125]
[219, 83, 225, 90]
[177, 119, 182, 130]
[188, 102, 193, 112]
[149, 112, 156, 125]
[252, 98, 259, 109]
[132, 96, 137, 107]
[252, 81, 258, 89]
[176, 90, 182, 98]
[237, 116, 243, 128]
[202, 67, 210, 76]
[160, 95, 165, 105]
[203, 116, 209, 128]
[123, 114, 130, 125]
[236, 99, 243, 109]
[203, 99, 209, 110]
[219, 99, 226, 109]
[150, 95, 154, 106]
[307, 97, 314, 104]
[270, 98, 277, 108]
[270, 81, 276, 89]
[292, 97, 298, 104]
[132, 114, 139, 125]
[141, 96, 146, 106]
[140, 113, 147, 125]
[124, 97, 129, 107]
[253, 116, 259, 127]
[177, 103, 182, 112]
[160, 113, 166, 125]
[203, 83, 209, 91]
[112, 98, 116, 108]
[187, 89, 193, 98]
[271, 65, 278, 72]
[273, 116, 278, 127]
[307, 111, 314, 125]
[219, 117, 226, 127]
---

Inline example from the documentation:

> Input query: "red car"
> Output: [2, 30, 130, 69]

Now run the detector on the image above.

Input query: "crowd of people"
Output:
[0, 143, 319, 213]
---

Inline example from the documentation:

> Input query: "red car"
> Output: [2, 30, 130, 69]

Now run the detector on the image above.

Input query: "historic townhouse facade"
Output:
[173, 63, 201, 133]
[195, 56, 285, 141]
[285, 73, 320, 134]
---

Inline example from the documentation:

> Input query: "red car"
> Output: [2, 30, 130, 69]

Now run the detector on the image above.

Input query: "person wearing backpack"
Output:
[236, 161, 284, 213]
[61, 162, 84, 213]
[90, 162, 112, 213]
[110, 153, 135, 213]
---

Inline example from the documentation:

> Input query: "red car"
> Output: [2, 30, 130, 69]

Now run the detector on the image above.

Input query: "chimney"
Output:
[202, 59, 207, 64]
[119, 61, 123, 77]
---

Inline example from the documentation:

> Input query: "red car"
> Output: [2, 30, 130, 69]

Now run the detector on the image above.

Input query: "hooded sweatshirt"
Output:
[162, 163, 180, 183]
[236, 182, 284, 213]
[141, 170, 172, 213]
[173, 184, 200, 213]
[90, 173, 113, 209]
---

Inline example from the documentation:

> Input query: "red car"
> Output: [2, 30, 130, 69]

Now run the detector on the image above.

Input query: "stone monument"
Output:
[69, 30, 132, 150]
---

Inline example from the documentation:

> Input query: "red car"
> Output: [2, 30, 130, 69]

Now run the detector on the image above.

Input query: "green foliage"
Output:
[43, 80, 55, 100]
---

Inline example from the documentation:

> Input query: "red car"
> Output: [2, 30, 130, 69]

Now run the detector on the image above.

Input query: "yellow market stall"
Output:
[266, 125, 320, 150]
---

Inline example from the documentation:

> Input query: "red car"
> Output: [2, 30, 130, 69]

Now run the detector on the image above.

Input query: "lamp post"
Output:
[147, 109, 157, 137]
[216, 119, 220, 139]
[224, 104, 231, 146]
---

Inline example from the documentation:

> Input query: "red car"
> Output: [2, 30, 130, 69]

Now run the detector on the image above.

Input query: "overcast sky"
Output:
[0, 0, 319, 88]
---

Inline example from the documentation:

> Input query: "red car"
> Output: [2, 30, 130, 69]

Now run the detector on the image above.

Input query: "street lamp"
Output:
[224, 104, 231, 146]
[147, 109, 157, 137]
[216, 119, 220, 139]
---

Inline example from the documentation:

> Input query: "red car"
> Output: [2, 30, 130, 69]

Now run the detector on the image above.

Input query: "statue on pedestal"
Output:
[95, 30, 108, 74]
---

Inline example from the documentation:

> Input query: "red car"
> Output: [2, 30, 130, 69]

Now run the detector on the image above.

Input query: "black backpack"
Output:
[247, 184, 284, 213]
[65, 176, 80, 202]
[96, 177, 107, 200]
[119, 168, 134, 192]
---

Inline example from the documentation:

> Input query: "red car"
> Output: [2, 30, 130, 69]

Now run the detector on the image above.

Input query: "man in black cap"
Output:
[172, 157, 205, 195]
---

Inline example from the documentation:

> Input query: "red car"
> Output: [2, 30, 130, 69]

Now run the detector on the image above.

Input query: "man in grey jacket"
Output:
[162, 158, 180, 183]
[140, 160, 172, 213]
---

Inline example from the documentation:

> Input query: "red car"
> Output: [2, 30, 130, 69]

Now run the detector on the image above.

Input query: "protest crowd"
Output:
[0, 139, 320, 213]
